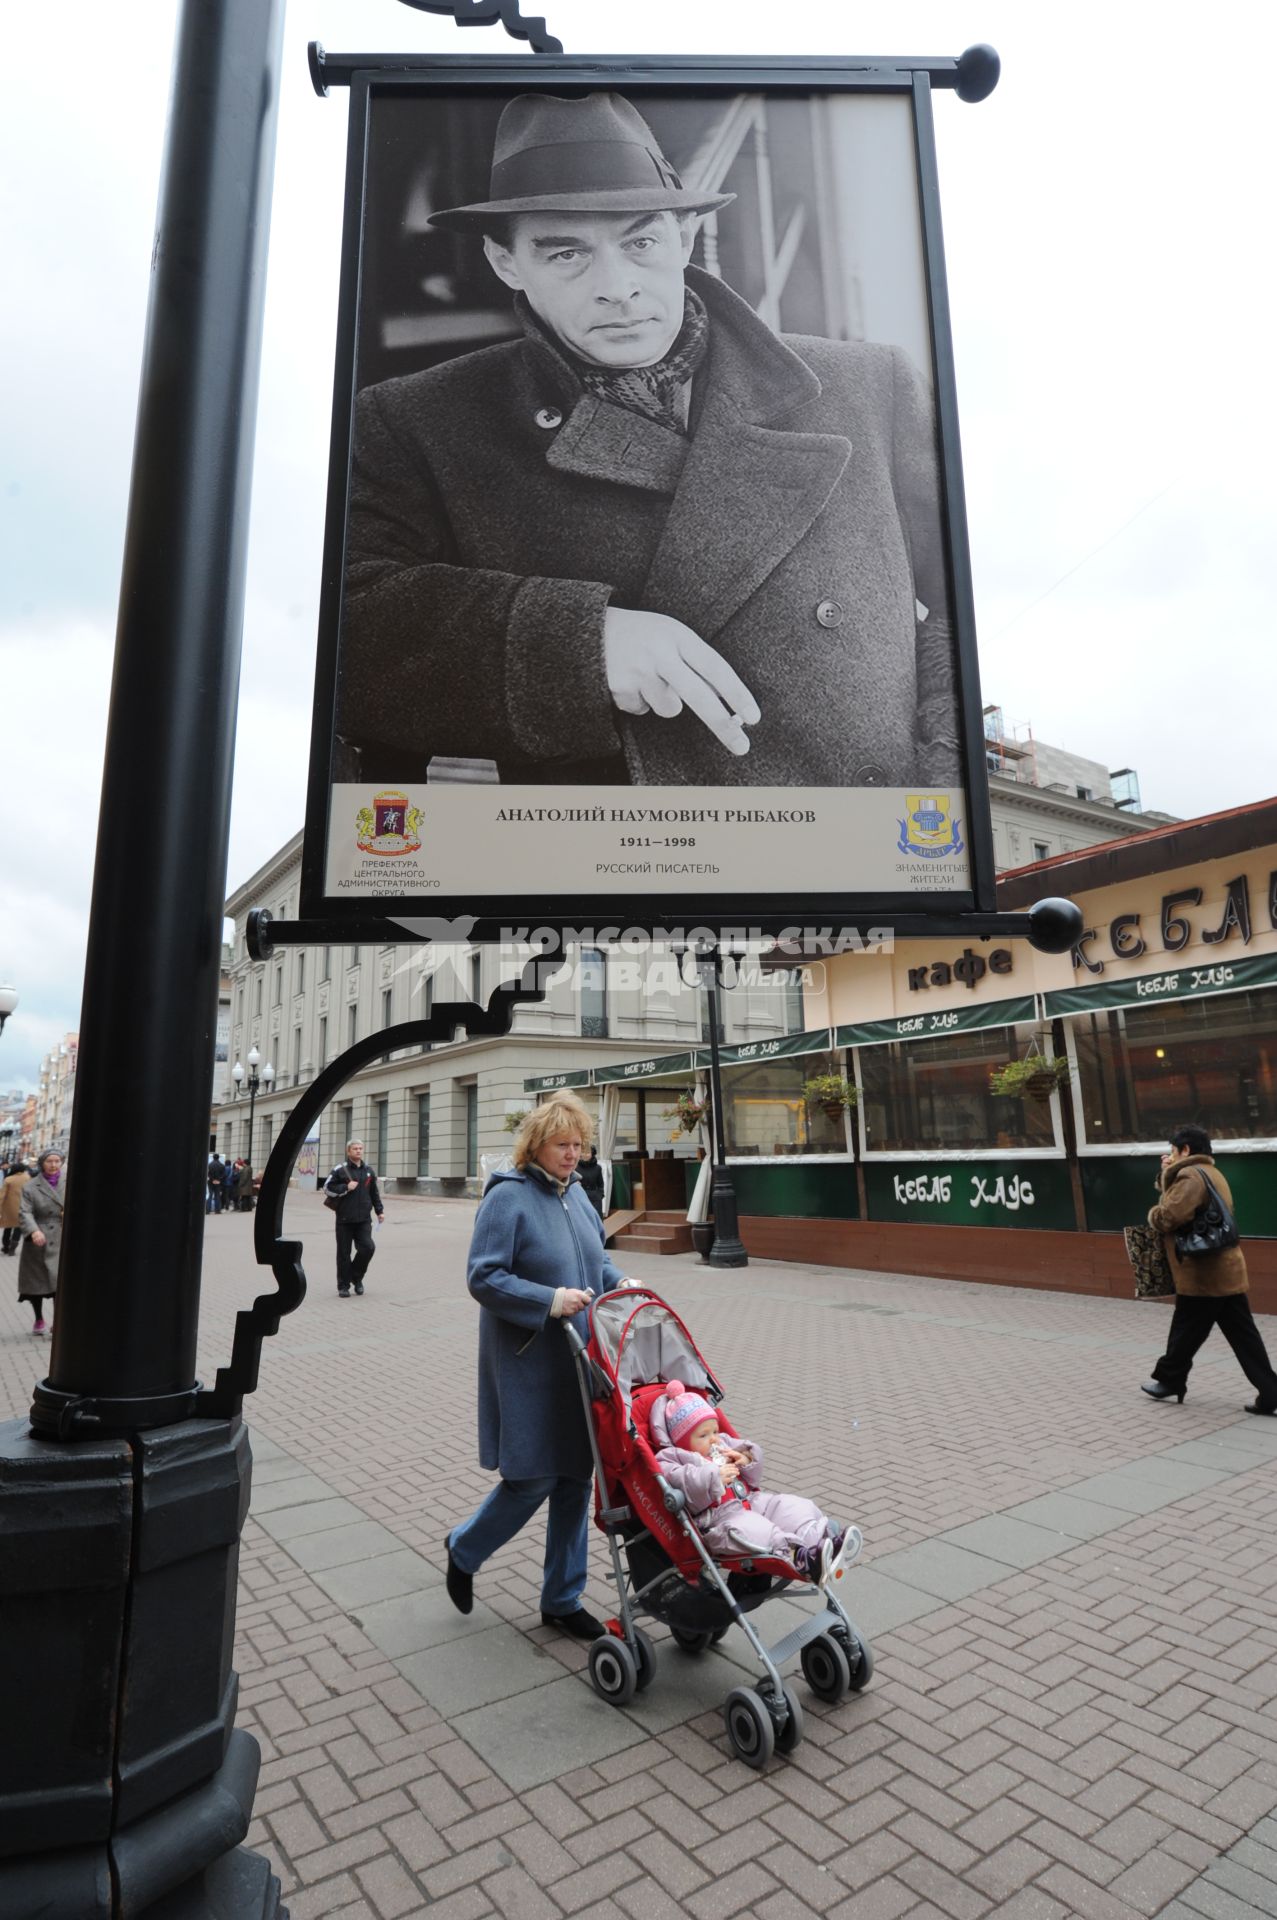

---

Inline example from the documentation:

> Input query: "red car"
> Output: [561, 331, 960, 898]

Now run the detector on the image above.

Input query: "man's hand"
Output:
[346, 1179, 358, 1191]
[560, 1287, 592, 1317]
[603, 607, 760, 755]
[377, 1213, 385, 1223]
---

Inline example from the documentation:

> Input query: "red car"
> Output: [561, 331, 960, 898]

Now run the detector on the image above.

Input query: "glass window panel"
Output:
[722, 1050, 847, 1157]
[417, 1093, 430, 1176]
[376, 1100, 388, 1169]
[1073, 987, 1277, 1145]
[464, 1083, 479, 1176]
[580, 948, 608, 1039]
[859, 1026, 1055, 1152]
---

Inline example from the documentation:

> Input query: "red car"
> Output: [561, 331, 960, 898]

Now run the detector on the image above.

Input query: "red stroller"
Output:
[564, 1286, 873, 1768]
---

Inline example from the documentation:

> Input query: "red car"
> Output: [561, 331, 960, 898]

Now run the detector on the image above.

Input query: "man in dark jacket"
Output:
[207, 1153, 226, 1214]
[336, 90, 958, 792]
[325, 1139, 385, 1297]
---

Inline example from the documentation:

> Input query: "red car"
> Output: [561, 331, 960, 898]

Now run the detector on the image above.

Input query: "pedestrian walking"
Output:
[324, 1139, 384, 1297]
[236, 1158, 254, 1213]
[207, 1152, 227, 1214]
[1141, 1125, 1277, 1414]
[1, 1158, 30, 1256]
[578, 1145, 606, 1218]
[16, 1150, 63, 1337]
[443, 1093, 632, 1641]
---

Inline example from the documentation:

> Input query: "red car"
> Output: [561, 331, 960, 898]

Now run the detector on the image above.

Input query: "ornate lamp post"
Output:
[231, 1045, 275, 1177]
[688, 945, 749, 1270]
[0, 985, 17, 1038]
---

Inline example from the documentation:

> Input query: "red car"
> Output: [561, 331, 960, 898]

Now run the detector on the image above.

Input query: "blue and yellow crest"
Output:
[897, 793, 964, 860]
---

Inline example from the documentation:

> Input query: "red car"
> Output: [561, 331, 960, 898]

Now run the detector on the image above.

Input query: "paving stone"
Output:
[263, 1497, 376, 1542]
[870, 1540, 1012, 1603]
[937, 1515, 1078, 1571]
[354, 1586, 507, 1659]
[451, 1672, 648, 1791]
[251, 1470, 344, 1514]
[830, 1565, 945, 1635]
[286, 1520, 409, 1574]
[1002, 1492, 1133, 1540]
[310, 1551, 442, 1610]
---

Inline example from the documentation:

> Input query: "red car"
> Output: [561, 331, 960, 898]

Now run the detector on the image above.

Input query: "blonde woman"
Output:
[445, 1092, 630, 1639]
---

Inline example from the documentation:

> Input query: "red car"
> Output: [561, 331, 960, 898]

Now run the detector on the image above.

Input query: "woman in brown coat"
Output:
[16, 1151, 63, 1337]
[1141, 1126, 1277, 1413]
[1, 1162, 30, 1256]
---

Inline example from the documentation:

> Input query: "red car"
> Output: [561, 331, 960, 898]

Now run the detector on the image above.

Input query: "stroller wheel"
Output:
[633, 1628, 657, 1693]
[588, 1634, 638, 1707]
[773, 1685, 804, 1755]
[723, 1687, 775, 1770]
[670, 1626, 715, 1655]
[800, 1633, 851, 1704]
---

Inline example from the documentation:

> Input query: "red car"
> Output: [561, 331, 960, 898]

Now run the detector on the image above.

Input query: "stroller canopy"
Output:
[588, 1288, 720, 1426]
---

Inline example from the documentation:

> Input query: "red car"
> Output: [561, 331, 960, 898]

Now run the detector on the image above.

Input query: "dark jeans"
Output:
[1, 1228, 19, 1254]
[335, 1218, 376, 1292]
[1152, 1292, 1277, 1406]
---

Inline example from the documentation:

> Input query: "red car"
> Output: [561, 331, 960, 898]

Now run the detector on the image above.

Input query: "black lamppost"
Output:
[232, 1044, 275, 1179]
[689, 945, 748, 1269]
[0, 985, 17, 1039]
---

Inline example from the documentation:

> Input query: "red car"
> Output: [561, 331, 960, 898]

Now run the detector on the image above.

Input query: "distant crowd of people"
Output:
[206, 1152, 255, 1213]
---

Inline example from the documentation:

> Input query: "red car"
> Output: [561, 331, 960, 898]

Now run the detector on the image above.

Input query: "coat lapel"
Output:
[637, 272, 851, 640]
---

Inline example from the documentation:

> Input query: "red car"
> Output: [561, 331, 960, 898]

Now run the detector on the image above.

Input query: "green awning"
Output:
[836, 994, 1039, 1050]
[592, 1050, 699, 1086]
[710, 1028, 834, 1068]
[523, 1068, 593, 1093]
[1044, 951, 1277, 1019]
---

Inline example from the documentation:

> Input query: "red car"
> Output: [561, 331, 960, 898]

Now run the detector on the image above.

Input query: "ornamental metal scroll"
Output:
[194, 967, 546, 1417]
[397, 0, 564, 53]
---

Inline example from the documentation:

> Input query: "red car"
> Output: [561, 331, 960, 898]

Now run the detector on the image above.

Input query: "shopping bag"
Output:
[1124, 1223, 1174, 1298]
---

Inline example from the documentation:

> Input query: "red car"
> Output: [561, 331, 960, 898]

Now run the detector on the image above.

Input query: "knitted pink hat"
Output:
[659, 1379, 718, 1448]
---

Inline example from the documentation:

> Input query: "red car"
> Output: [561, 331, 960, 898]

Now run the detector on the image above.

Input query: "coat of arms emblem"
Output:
[356, 790, 423, 856]
[897, 793, 964, 860]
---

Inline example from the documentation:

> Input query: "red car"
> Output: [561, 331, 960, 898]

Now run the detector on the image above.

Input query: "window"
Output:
[254, 974, 263, 1017]
[292, 1026, 302, 1083]
[1076, 786, 1094, 802]
[375, 1100, 389, 1170]
[859, 1027, 1055, 1153]
[382, 987, 393, 1030]
[1032, 841, 1051, 862]
[318, 1016, 327, 1068]
[417, 1093, 431, 1176]
[1072, 988, 1277, 1145]
[464, 1083, 479, 1177]
[347, 1003, 358, 1049]
[273, 966, 283, 1008]
[420, 970, 434, 1052]
[782, 969, 806, 1036]
[260, 1114, 273, 1158]
[348, 945, 361, 967]
[235, 988, 244, 1027]
[469, 952, 482, 1005]
[722, 1051, 847, 1156]
[580, 948, 608, 1039]
[321, 947, 331, 982]
[296, 952, 306, 995]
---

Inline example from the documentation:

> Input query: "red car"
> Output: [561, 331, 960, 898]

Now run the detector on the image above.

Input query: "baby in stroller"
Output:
[651, 1379, 861, 1586]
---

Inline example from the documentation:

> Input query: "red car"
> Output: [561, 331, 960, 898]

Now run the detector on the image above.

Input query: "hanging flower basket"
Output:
[988, 1056, 1071, 1103]
[802, 1074, 858, 1123]
[660, 1089, 709, 1137]
[502, 1109, 529, 1134]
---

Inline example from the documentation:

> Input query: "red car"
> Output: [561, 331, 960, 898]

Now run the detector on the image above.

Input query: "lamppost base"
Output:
[704, 1166, 749, 1269]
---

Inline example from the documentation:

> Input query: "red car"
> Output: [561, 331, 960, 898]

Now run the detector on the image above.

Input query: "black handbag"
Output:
[1173, 1170, 1240, 1259]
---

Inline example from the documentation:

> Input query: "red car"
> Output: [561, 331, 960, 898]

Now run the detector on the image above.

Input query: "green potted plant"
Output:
[660, 1088, 709, 1136]
[502, 1108, 529, 1134]
[988, 1055, 1072, 1102]
[802, 1073, 858, 1125]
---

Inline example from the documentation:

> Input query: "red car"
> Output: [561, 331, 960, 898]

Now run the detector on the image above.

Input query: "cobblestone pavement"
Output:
[5, 1195, 1277, 1919]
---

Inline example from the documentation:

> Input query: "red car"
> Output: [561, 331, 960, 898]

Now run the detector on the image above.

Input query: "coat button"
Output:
[853, 764, 888, 786]
[815, 599, 843, 628]
[535, 406, 563, 430]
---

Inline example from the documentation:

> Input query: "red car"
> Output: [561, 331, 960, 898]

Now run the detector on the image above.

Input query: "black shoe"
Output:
[1245, 1400, 1277, 1416]
[540, 1607, 604, 1641]
[445, 1534, 473, 1615]
[338, 1288, 351, 1297]
[353, 1282, 364, 1295]
[1141, 1379, 1185, 1403]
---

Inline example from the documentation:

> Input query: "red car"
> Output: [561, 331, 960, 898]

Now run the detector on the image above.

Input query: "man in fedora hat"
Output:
[336, 91, 958, 791]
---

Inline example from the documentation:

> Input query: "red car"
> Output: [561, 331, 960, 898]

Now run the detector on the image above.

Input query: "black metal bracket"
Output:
[194, 963, 548, 1417]
[311, 0, 564, 94]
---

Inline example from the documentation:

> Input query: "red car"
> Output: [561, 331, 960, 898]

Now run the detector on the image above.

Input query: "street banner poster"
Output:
[302, 65, 993, 935]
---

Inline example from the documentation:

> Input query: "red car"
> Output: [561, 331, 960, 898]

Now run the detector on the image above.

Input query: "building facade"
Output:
[31, 1036, 78, 1159]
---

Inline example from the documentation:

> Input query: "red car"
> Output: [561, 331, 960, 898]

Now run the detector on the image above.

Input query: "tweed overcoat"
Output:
[1, 1169, 29, 1231]
[338, 265, 958, 789]
[1148, 1155, 1248, 1298]
[17, 1173, 62, 1299]
[468, 1166, 625, 1480]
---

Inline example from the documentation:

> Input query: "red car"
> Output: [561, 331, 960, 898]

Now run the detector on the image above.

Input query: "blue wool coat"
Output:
[468, 1166, 625, 1480]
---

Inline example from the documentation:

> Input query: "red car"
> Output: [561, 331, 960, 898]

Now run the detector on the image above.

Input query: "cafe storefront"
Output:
[529, 799, 1277, 1307]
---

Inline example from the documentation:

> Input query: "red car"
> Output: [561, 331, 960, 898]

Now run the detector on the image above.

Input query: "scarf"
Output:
[44, 1171, 61, 1187]
[518, 286, 710, 436]
[527, 1161, 569, 1199]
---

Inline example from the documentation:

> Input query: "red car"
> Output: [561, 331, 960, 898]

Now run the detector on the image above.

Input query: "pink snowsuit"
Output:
[652, 1421, 831, 1566]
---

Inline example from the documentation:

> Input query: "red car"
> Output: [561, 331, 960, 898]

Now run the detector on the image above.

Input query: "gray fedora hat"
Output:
[428, 92, 735, 232]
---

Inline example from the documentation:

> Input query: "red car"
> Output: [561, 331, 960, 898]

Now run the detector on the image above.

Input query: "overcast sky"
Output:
[2, 0, 1275, 1092]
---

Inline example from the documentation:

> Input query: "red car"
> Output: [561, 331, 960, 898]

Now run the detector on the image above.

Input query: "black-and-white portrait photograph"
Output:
[327, 84, 965, 797]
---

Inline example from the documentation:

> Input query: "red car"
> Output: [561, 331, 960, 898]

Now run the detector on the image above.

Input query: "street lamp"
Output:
[685, 944, 748, 1269]
[230, 1044, 274, 1193]
[0, 985, 17, 1038]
